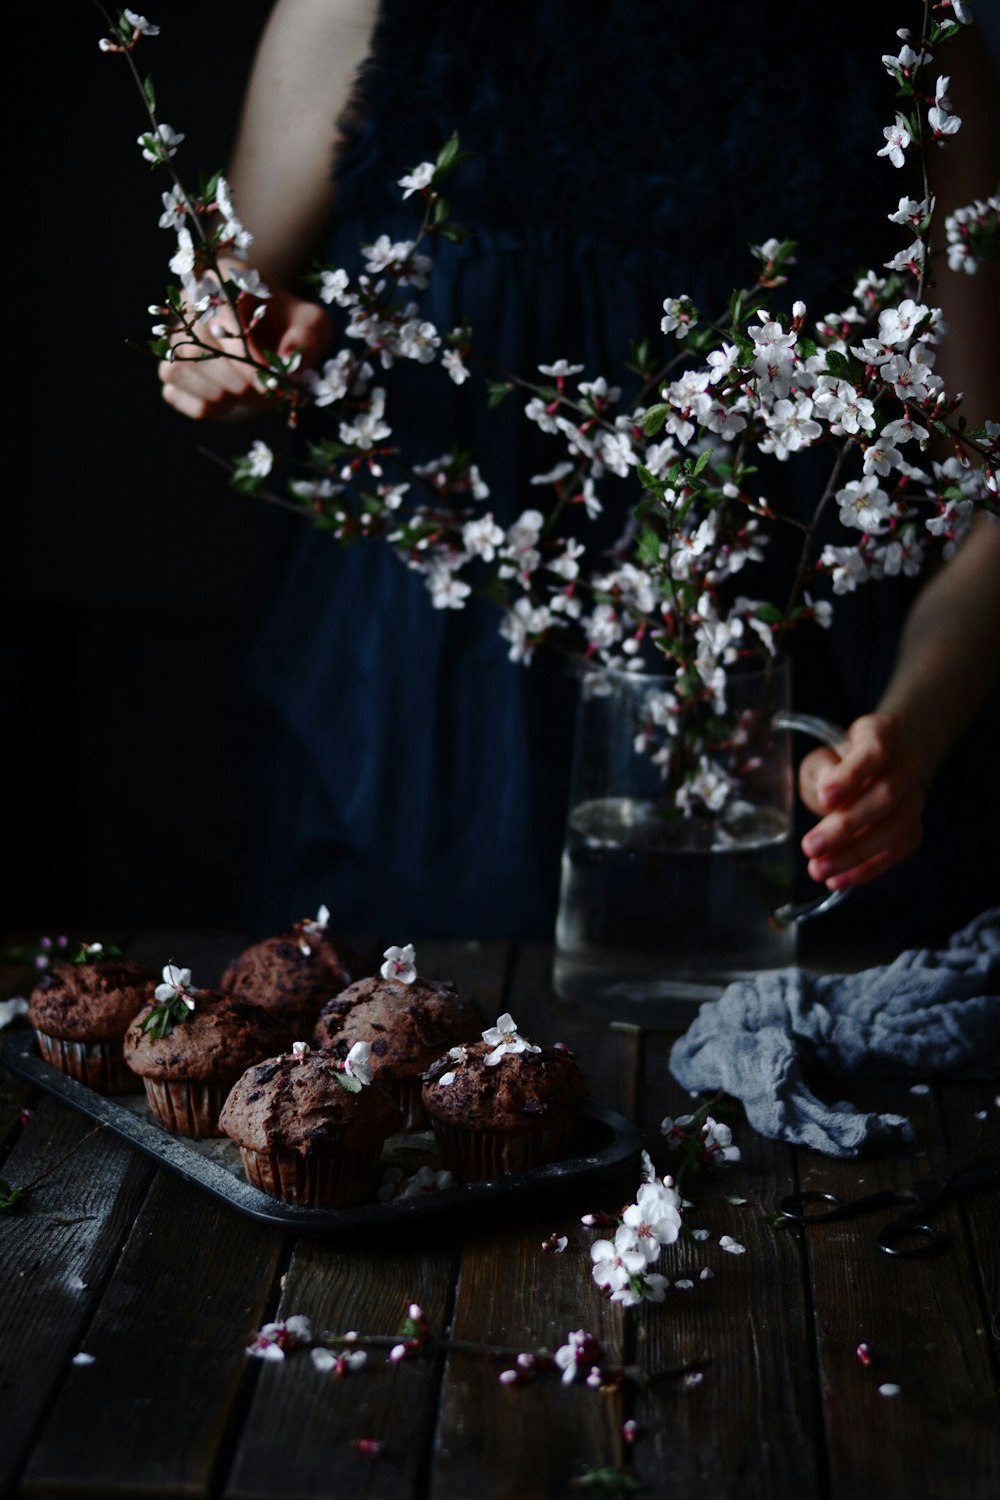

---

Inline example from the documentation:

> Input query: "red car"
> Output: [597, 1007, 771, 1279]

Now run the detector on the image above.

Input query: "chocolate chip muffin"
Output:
[420, 1016, 588, 1181]
[311, 975, 484, 1129]
[220, 910, 359, 1043]
[28, 951, 157, 1093]
[219, 1050, 403, 1207]
[123, 988, 284, 1137]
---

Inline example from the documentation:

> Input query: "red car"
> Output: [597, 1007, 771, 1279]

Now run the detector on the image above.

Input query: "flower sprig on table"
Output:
[246, 1300, 703, 1393]
[101, 4, 998, 815]
[659, 1095, 742, 1178]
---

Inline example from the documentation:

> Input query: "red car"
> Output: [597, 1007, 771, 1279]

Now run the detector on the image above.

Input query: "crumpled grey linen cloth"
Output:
[668, 906, 1000, 1157]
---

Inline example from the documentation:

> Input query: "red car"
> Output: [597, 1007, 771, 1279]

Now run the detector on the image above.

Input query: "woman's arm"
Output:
[798, 17, 1000, 893]
[158, 0, 380, 423]
[799, 515, 1000, 891]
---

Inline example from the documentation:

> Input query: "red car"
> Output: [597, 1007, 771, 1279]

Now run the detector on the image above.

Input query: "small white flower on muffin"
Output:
[343, 1040, 373, 1086]
[482, 1013, 541, 1066]
[296, 903, 330, 955]
[154, 965, 196, 1007]
[435, 1045, 469, 1086]
[381, 943, 417, 983]
[291, 1041, 310, 1062]
[141, 964, 198, 1039]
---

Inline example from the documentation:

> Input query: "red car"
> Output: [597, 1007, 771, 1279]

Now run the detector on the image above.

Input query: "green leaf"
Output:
[755, 604, 784, 624]
[487, 380, 514, 409]
[0, 1179, 24, 1214]
[433, 196, 450, 223]
[827, 348, 857, 378]
[572, 1467, 639, 1495]
[635, 524, 661, 567]
[335, 1072, 363, 1094]
[434, 131, 470, 177]
[797, 335, 817, 359]
[143, 74, 156, 111]
[642, 404, 669, 436]
[636, 463, 666, 497]
[692, 448, 712, 477]
[436, 223, 471, 245]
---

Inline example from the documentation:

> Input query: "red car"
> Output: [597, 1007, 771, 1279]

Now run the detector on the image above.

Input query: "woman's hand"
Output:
[798, 712, 928, 892]
[157, 285, 333, 422]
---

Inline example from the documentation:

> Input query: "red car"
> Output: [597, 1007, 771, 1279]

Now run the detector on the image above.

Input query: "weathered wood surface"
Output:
[2, 934, 998, 1500]
[0, 1097, 155, 1498]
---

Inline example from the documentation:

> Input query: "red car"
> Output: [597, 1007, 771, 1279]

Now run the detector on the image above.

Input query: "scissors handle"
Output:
[877, 1216, 942, 1258]
[776, 1189, 913, 1224]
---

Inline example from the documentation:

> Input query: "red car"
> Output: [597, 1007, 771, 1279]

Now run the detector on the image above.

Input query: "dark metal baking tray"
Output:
[2, 1028, 643, 1237]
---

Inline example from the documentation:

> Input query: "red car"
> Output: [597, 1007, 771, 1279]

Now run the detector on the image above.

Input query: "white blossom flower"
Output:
[427, 565, 472, 610]
[246, 1315, 312, 1360]
[139, 122, 184, 163]
[660, 295, 696, 337]
[168, 227, 196, 278]
[343, 1041, 373, 1086]
[442, 349, 470, 384]
[158, 185, 189, 231]
[398, 162, 435, 197]
[760, 396, 822, 460]
[876, 115, 911, 169]
[591, 1226, 647, 1293]
[154, 965, 195, 1007]
[928, 76, 962, 139]
[318, 268, 353, 307]
[622, 1180, 683, 1256]
[244, 441, 273, 478]
[837, 476, 893, 533]
[539, 359, 585, 379]
[462, 515, 505, 562]
[311, 1347, 367, 1375]
[297, 903, 330, 953]
[554, 1330, 601, 1384]
[339, 388, 391, 449]
[482, 1013, 541, 1066]
[719, 1236, 746, 1255]
[381, 944, 417, 983]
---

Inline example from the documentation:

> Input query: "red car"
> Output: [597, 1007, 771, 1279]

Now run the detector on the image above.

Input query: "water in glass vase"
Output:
[553, 795, 796, 1020]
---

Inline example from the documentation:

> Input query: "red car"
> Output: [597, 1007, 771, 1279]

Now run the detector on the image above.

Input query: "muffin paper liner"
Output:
[395, 1076, 429, 1131]
[34, 1030, 139, 1095]
[141, 1078, 236, 1138]
[430, 1117, 576, 1182]
[237, 1143, 384, 1207]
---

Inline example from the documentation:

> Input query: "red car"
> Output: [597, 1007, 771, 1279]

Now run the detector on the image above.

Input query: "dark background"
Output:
[4, 6, 1000, 939]
[4, 2, 282, 932]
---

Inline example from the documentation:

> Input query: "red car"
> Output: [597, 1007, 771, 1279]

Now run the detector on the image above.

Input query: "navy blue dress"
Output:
[239, 0, 998, 948]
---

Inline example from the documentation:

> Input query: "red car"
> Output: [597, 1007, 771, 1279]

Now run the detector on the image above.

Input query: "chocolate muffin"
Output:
[311, 976, 484, 1129]
[123, 986, 284, 1137]
[220, 908, 358, 1043]
[219, 1050, 403, 1207]
[28, 950, 156, 1093]
[421, 1015, 588, 1181]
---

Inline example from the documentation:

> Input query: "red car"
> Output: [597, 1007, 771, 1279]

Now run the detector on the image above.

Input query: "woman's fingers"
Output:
[805, 801, 924, 887]
[814, 712, 896, 810]
[798, 709, 928, 890]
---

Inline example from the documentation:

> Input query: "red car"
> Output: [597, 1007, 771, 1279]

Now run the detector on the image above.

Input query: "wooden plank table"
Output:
[2, 931, 998, 1500]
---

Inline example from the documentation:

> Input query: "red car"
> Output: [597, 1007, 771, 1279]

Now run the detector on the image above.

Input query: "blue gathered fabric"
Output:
[239, 2, 997, 944]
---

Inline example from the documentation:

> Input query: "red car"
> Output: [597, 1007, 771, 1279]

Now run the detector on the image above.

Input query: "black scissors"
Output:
[775, 1147, 1000, 1258]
